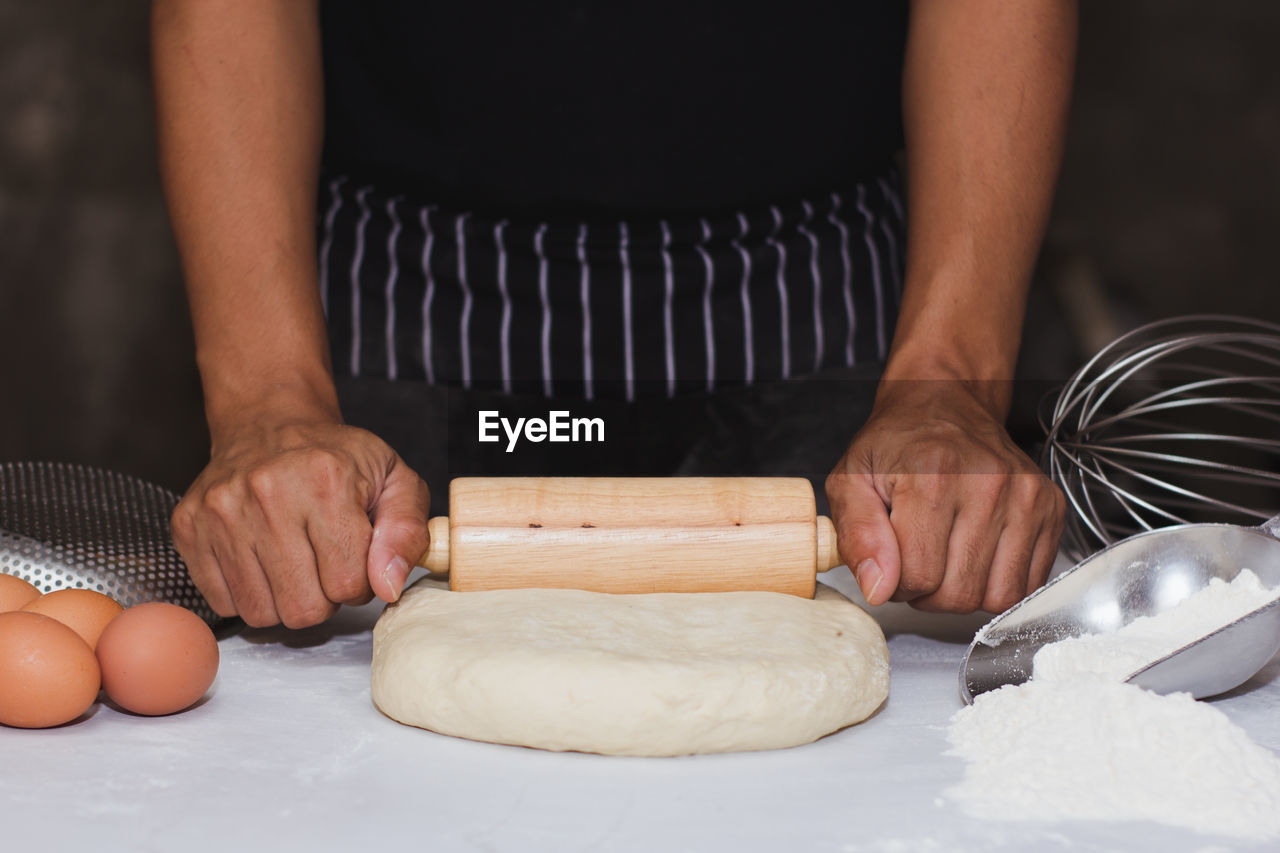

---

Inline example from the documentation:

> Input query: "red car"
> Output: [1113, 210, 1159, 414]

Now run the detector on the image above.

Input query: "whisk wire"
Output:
[1084, 451, 1274, 520]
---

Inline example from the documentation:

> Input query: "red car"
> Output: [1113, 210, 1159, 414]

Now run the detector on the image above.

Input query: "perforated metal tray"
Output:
[0, 461, 220, 625]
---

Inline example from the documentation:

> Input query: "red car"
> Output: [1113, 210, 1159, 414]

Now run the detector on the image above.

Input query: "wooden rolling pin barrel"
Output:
[417, 477, 843, 597]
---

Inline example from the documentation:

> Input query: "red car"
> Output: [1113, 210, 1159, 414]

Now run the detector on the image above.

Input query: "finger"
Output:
[171, 502, 236, 617]
[312, 512, 375, 606]
[187, 539, 237, 618]
[981, 516, 1037, 614]
[216, 540, 280, 628]
[986, 478, 1064, 611]
[985, 474, 1049, 612]
[825, 469, 901, 606]
[1028, 485, 1067, 593]
[366, 457, 431, 603]
[242, 465, 341, 627]
[199, 482, 280, 626]
[889, 476, 954, 604]
[252, 517, 338, 629]
[1027, 509, 1065, 594]
[913, 482, 1004, 613]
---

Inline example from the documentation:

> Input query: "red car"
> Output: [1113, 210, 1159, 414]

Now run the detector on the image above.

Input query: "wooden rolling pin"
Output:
[417, 477, 842, 597]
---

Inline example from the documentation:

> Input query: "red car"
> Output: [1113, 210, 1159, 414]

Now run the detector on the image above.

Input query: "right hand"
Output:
[171, 415, 431, 628]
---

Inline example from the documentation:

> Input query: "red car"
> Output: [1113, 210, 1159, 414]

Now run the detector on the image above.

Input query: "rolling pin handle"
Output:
[816, 515, 843, 573]
[419, 516, 451, 575]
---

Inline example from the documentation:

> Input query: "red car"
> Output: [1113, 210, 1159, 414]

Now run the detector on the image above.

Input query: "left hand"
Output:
[826, 380, 1066, 613]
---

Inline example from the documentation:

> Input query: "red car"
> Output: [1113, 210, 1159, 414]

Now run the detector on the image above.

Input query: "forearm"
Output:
[152, 0, 334, 441]
[886, 0, 1077, 417]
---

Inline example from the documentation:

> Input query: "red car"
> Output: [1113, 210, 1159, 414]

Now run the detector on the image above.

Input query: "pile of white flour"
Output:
[946, 570, 1280, 840]
[1032, 570, 1280, 682]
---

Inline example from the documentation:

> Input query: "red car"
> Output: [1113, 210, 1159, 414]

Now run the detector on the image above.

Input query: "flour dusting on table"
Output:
[946, 570, 1280, 839]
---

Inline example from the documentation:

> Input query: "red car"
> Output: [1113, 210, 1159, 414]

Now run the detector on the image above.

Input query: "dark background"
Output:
[1, 2, 1277, 494]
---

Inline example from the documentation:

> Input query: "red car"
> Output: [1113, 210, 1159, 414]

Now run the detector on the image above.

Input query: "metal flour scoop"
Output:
[961, 513, 1280, 702]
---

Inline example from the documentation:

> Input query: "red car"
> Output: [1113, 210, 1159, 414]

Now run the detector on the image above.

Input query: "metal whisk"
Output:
[1042, 314, 1280, 559]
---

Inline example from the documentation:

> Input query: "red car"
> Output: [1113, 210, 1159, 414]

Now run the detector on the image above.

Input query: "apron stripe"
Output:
[349, 187, 372, 376]
[456, 214, 472, 389]
[829, 192, 856, 367]
[619, 221, 635, 402]
[494, 220, 512, 394]
[767, 206, 791, 379]
[419, 208, 437, 385]
[578, 223, 593, 400]
[384, 198, 402, 380]
[534, 224, 553, 397]
[880, 215, 903, 308]
[855, 185, 887, 361]
[660, 220, 677, 398]
[878, 175, 906, 224]
[799, 201, 824, 374]
[876, 174, 907, 304]
[318, 176, 346, 317]
[733, 212, 756, 385]
[696, 218, 715, 392]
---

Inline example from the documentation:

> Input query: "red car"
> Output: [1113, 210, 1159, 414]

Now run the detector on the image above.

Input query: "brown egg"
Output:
[0, 611, 101, 728]
[96, 602, 219, 716]
[0, 573, 41, 613]
[22, 588, 123, 650]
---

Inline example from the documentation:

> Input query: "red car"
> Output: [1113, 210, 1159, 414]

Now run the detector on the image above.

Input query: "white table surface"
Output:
[5, 566, 1279, 853]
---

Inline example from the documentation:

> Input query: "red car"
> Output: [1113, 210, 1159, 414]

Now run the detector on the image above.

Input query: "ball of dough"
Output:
[372, 580, 889, 756]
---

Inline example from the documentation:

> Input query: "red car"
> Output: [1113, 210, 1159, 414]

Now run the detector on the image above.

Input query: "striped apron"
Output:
[317, 171, 906, 402]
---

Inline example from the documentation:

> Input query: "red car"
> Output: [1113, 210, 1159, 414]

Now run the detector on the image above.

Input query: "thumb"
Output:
[366, 457, 431, 603]
[826, 470, 901, 606]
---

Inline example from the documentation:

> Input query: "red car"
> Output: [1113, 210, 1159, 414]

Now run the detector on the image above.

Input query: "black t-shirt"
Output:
[320, 1, 908, 219]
